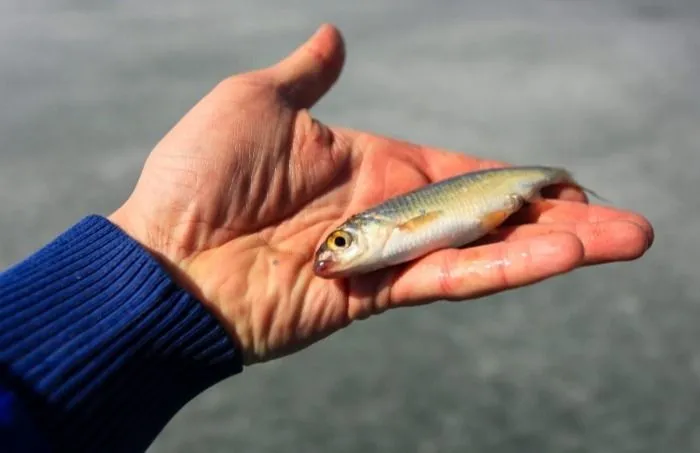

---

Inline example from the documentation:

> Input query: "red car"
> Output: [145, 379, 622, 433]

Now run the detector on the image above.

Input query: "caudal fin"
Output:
[573, 184, 610, 203]
[557, 168, 610, 203]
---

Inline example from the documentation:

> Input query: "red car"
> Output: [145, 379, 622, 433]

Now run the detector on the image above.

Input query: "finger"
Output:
[329, 129, 503, 171]
[505, 200, 654, 244]
[327, 133, 589, 204]
[540, 184, 588, 203]
[480, 220, 651, 265]
[408, 148, 589, 203]
[420, 148, 510, 179]
[388, 232, 584, 307]
[268, 23, 345, 109]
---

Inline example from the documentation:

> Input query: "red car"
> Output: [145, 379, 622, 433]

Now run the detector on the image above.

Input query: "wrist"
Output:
[108, 203, 164, 264]
[108, 204, 237, 346]
[108, 204, 197, 301]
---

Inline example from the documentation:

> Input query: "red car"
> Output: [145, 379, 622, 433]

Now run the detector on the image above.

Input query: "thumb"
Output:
[269, 24, 346, 109]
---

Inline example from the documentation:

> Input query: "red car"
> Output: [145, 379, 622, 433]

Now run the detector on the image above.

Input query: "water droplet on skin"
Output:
[482, 258, 512, 270]
[452, 257, 513, 276]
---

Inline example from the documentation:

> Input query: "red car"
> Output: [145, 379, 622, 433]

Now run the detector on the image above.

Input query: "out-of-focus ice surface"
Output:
[1, 1, 698, 451]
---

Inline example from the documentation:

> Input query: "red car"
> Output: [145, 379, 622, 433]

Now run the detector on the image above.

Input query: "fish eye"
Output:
[327, 230, 352, 249]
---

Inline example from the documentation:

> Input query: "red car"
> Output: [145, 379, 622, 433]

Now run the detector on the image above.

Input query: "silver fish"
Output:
[313, 166, 599, 278]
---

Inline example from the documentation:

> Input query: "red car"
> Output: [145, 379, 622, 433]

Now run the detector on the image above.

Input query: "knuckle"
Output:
[493, 243, 514, 288]
[292, 110, 333, 153]
[437, 252, 456, 296]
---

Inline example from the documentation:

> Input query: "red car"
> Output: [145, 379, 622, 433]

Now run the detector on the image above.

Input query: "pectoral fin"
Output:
[397, 211, 442, 232]
[480, 194, 524, 231]
[480, 209, 513, 231]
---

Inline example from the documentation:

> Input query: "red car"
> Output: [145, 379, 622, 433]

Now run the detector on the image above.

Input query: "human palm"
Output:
[110, 25, 653, 365]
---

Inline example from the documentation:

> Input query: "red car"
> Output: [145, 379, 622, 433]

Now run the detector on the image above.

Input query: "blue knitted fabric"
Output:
[0, 216, 243, 452]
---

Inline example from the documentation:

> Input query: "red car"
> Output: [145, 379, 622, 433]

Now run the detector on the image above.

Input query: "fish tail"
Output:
[554, 168, 610, 203]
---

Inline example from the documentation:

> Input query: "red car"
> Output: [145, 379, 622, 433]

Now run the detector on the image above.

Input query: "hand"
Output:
[109, 24, 653, 365]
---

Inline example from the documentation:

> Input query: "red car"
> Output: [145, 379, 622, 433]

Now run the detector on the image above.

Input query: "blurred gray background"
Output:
[1, 0, 698, 452]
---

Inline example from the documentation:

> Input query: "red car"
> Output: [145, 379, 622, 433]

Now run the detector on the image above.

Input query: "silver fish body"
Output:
[313, 166, 591, 278]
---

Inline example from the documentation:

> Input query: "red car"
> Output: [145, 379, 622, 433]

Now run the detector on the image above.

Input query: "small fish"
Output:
[313, 166, 601, 279]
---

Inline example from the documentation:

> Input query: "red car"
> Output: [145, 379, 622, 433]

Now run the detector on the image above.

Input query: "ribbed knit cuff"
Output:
[0, 216, 244, 452]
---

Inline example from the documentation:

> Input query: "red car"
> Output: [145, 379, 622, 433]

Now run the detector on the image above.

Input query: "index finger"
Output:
[336, 128, 589, 204]
[386, 232, 585, 307]
[418, 147, 590, 203]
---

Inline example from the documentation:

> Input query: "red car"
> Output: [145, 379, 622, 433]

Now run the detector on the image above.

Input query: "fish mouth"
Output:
[314, 258, 359, 279]
[313, 258, 336, 277]
[313, 250, 345, 278]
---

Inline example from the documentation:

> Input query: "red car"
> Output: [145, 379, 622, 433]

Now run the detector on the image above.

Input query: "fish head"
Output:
[313, 215, 394, 278]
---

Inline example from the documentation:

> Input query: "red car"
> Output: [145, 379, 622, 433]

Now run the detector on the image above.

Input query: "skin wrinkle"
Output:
[346, 296, 371, 321]
[319, 281, 346, 331]
[146, 154, 209, 255]
[287, 113, 347, 209]
[180, 245, 252, 358]
[288, 262, 310, 340]
[282, 222, 329, 256]
[371, 270, 397, 317]
[238, 115, 296, 234]
[255, 127, 354, 251]
[345, 268, 394, 321]
[246, 247, 271, 361]
[501, 240, 525, 290]
[241, 130, 271, 224]
[481, 242, 518, 295]
[216, 152, 245, 234]
[251, 249, 311, 363]
[228, 160, 253, 231]
[274, 288, 295, 357]
[195, 153, 232, 245]
[267, 114, 295, 212]
[256, 170, 296, 237]
[291, 120, 324, 204]
[303, 141, 356, 214]
[346, 260, 401, 318]
[437, 251, 458, 297]
[221, 149, 242, 224]
[265, 254, 294, 359]
[249, 153, 274, 226]
[382, 272, 400, 310]
[232, 266, 254, 361]
[220, 216, 313, 363]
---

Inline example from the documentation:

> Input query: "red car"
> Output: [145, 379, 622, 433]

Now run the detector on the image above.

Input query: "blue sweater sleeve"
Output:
[0, 215, 244, 452]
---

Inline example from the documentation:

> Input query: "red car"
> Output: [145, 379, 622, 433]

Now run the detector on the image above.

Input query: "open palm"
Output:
[110, 25, 653, 365]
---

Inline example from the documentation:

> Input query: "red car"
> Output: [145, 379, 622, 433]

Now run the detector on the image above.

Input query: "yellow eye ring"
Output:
[327, 230, 352, 249]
